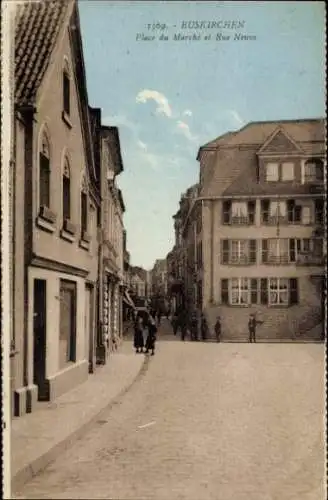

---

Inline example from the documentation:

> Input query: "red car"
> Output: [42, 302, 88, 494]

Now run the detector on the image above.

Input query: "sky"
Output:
[78, 1, 325, 270]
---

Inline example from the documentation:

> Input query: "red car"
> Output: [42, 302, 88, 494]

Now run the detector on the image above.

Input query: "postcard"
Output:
[1, 1, 326, 499]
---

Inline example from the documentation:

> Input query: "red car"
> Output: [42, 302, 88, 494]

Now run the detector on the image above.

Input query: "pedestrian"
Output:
[248, 313, 256, 343]
[214, 316, 221, 343]
[171, 311, 179, 336]
[180, 309, 188, 341]
[190, 310, 198, 341]
[133, 315, 144, 353]
[201, 313, 208, 341]
[157, 309, 162, 327]
[145, 315, 157, 355]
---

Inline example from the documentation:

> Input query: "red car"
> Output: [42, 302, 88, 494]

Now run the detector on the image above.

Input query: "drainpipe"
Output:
[21, 104, 36, 411]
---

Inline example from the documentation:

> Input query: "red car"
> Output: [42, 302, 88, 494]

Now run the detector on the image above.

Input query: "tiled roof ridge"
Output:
[199, 117, 325, 151]
[15, 0, 70, 104]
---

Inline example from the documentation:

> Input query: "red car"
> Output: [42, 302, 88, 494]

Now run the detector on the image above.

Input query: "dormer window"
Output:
[265, 161, 294, 182]
[265, 162, 279, 182]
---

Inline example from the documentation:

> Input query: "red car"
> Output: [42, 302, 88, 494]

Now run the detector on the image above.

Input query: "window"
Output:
[231, 278, 249, 305]
[222, 200, 255, 225]
[287, 200, 302, 223]
[81, 176, 88, 237]
[262, 239, 289, 264]
[268, 278, 289, 305]
[221, 279, 229, 304]
[220, 278, 298, 306]
[266, 162, 279, 181]
[62, 158, 71, 221]
[63, 71, 70, 115]
[59, 280, 76, 368]
[261, 200, 288, 224]
[304, 159, 324, 183]
[39, 134, 51, 208]
[315, 200, 324, 224]
[281, 162, 294, 181]
[221, 240, 257, 265]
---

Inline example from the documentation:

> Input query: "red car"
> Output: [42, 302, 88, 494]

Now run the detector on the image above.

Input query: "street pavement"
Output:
[13, 319, 326, 500]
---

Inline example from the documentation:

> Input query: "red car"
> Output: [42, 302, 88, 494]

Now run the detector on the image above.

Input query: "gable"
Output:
[257, 128, 303, 155]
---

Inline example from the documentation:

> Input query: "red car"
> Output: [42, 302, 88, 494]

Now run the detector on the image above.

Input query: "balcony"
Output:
[296, 253, 324, 266]
[225, 255, 253, 266]
[261, 215, 289, 226]
[263, 255, 290, 265]
[229, 216, 253, 226]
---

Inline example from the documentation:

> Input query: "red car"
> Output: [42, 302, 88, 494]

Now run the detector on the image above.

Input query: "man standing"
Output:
[214, 316, 221, 343]
[248, 313, 257, 343]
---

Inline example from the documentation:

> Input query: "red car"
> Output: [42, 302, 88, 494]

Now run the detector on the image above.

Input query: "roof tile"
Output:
[15, 0, 69, 105]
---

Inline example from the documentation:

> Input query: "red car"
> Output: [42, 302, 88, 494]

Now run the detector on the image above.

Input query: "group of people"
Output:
[133, 310, 159, 355]
[171, 308, 261, 343]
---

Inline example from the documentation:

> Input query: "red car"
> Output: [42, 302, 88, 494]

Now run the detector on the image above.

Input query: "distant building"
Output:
[182, 119, 325, 341]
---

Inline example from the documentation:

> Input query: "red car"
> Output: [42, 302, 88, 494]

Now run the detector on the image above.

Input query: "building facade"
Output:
[189, 119, 325, 341]
[12, 0, 101, 416]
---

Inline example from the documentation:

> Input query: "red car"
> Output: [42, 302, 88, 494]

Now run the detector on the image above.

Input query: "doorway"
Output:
[33, 279, 48, 400]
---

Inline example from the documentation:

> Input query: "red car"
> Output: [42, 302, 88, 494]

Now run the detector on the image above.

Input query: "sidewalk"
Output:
[11, 339, 148, 493]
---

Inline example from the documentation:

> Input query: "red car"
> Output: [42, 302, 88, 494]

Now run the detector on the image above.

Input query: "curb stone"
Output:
[11, 354, 151, 495]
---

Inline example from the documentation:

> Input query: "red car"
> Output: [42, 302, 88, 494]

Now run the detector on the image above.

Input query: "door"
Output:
[59, 280, 76, 369]
[33, 279, 48, 400]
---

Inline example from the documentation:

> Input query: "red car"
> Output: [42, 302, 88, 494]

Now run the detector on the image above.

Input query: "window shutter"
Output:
[221, 279, 229, 304]
[250, 278, 258, 304]
[289, 239, 296, 262]
[261, 200, 269, 223]
[260, 278, 268, 304]
[292, 205, 301, 223]
[261, 239, 268, 263]
[247, 201, 256, 224]
[249, 240, 257, 264]
[221, 240, 229, 264]
[222, 201, 231, 224]
[289, 278, 298, 305]
[287, 200, 294, 222]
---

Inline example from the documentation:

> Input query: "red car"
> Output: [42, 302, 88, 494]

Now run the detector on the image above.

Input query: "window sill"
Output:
[60, 230, 75, 243]
[36, 207, 57, 233]
[81, 231, 91, 243]
[62, 110, 72, 129]
[62, 218, 77, 236]
[79, 238, 90, 251]
[39, 205, 57, 224]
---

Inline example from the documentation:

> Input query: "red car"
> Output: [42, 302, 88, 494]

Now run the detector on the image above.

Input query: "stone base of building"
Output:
[46, 360, 89, 401]
[14, 384, 38, 417]
[204, 303, 323, 342]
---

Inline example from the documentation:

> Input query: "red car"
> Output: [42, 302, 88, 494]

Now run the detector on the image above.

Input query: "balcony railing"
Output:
[230, 215, 253, 225]
[263, 255, 290, 265]
[296, 253, 324, 266]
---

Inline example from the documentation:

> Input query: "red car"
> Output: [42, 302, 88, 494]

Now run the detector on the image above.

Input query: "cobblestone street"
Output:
[14, 322, 325, 500]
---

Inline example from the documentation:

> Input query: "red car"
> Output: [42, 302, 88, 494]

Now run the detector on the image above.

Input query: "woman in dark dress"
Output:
[145, 315, 157, 356]
[134, 316, 144, 353]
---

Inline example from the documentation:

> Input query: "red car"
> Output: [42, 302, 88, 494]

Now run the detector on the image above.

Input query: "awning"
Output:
[123, 290, 135, 309]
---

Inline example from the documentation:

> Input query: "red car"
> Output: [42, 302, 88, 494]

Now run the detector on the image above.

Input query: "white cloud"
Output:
[228, 110, 245, 126]
[176, 120, 198, 143]
[136, 89, 172, 118]
[183, 109, 193, 117]
[137, 140, 147, 150]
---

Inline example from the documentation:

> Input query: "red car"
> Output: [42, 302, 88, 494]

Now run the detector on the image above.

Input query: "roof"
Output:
[101, 126, 124, 175]
[198, 119, 325, 153]
[15, 0, 71, 105]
